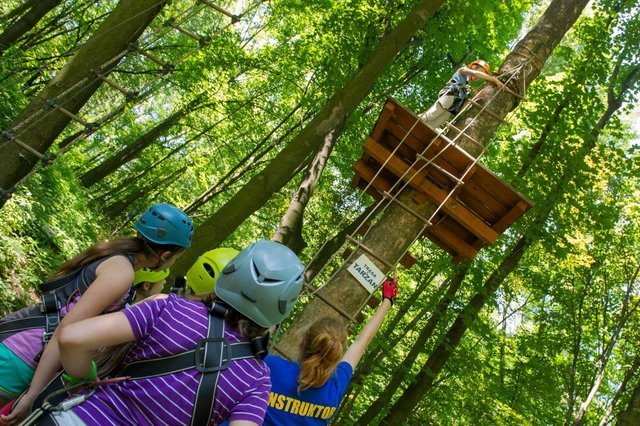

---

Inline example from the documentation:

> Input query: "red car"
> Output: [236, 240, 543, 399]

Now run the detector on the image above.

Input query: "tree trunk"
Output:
[170, 0, 449, 277]
[272, 123, 341, 253]
[599, 357, 639, 426]
[380, 53, 634, 426]
[274, 0, 590, 362]
[79, 105, 191, 187]
[357, 267, 468, 424]
[617, 380, 640, 426]
[304, 204, 377, 283]
[0, 0, 61, 52]
[0, 0, 167, 205]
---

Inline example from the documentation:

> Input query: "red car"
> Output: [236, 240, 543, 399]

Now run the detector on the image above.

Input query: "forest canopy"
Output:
[0, 0, 639, 424]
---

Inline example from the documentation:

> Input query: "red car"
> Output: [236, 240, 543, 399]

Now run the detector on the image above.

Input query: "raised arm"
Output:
[341, 278, 398, 370]
[458, 66, 506, 89]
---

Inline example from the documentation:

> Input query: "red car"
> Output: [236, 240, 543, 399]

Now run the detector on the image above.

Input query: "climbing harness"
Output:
[0, 256, 136, 346]
[20, 301, 267, 426]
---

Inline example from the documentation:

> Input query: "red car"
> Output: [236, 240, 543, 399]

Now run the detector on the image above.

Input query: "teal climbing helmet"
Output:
[135, 203, 193, 248]
[215, 240, 305, 328]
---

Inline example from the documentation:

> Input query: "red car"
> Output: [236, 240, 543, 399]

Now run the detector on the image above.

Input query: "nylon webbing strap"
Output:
[39, 268, 83, 293]
[119, 340, 254, 379]
[0, 316, 46, 335]
[191, 314, 224, 426]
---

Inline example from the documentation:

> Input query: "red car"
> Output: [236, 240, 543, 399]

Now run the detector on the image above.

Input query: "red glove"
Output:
[382, 277, 398, 305]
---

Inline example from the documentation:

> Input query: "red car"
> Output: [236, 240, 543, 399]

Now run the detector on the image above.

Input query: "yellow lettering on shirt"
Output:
[290, 399, 301, 414]
[275, 394, 286, 410]
[283, 396, 294, 412]
[268, 392, 337, 420]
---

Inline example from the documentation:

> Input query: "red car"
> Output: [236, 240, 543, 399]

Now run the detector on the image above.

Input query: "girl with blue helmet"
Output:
[0, 203, 193, 425]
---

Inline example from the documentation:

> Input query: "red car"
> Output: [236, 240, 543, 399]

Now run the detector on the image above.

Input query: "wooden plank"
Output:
[492, 200, 531, 234]
[363, 138, 499, 244]
[459, 177, 508, 221]
[471, 167, 521, 207]
[429, 224, 479, 260]
[353, 159, 394, 195]
[370, 101, 396, 142]
[424, 231, 458, 258]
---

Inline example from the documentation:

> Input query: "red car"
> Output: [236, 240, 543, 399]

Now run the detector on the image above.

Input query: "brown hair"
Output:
[297, 317, 348, 392]
[50, 237, 183, 279]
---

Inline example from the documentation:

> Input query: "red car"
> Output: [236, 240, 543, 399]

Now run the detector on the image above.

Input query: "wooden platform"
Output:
[352, 98, 533, 262]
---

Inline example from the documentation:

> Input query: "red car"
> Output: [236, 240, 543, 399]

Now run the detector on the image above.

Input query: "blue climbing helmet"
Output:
[215, 240, 305, 328]
[135, 203, 193, 248]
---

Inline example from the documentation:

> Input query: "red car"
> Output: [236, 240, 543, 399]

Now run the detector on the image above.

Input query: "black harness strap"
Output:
[119, 337, 254, 379]
[117, 302, 261, 426]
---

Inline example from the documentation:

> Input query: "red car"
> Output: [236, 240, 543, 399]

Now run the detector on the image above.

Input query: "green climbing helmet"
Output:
[185, 248, 239, 295]
[133, 268, 170, 286]
[215, 240, 305, 328]
[135, 203, 194, 248]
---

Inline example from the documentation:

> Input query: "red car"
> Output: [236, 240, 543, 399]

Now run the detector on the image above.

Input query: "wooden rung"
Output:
[136, 47, 172, 71]
[467, 99, 507, 124]
[198, 0, 241, 22]
[3, 133, 45, 159]
[304, 283, 357, 323]
[382, 191, 432, 226]
[345, 235, 394, 269]
[430, 131, 480, 163]
[343, 247, 416, 270]
[443, 122, 487, 152]
[95, 73, 130, 96]
[47, 103, 89, 127]
[164, 19, 209, 46]
[416, 153, 464, 185]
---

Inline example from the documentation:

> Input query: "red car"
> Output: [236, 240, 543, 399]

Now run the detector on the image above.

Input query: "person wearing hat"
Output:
[0, 203, 193, 425]
[33, 240, 305, 426]
[419, 59, 506, 129]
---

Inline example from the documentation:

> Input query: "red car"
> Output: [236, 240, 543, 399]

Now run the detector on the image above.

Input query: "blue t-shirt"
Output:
[450, 71, 469, 85]
[263, 355, 353, 425]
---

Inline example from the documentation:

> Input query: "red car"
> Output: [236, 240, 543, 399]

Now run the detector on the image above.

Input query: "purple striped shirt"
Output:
[71, 294, 271, 425]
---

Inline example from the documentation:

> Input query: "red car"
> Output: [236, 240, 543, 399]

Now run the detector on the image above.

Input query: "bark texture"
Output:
[170, 0, 448, 277]
[0, 0, 61, 52]
[0, 0, 167, 205]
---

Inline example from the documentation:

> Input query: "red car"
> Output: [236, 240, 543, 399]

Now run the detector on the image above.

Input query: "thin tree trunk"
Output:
[0, 0, 167, 206]
[184, 103, 306, 214]
[79, 105, 192, 187]
[272, 123, 341, 253]
[104, 165, 187, 217]
[170, 0, 449, 277]
[573, 264, 640, 425]
[0, 0, 61, 52]
[602, 356, 640, 425]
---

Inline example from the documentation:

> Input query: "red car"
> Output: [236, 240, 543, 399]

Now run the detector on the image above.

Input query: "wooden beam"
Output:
[492, 200, 531, 234]
[363, 138, 499, 244]
[370, 101, 396, 142]
[429, 224, 479, 260]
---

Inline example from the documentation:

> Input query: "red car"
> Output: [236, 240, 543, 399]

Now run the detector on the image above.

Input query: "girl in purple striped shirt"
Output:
[38, 240, 305, 426]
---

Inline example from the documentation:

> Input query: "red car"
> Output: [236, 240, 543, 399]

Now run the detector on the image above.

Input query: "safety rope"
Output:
[0, 0, 268, 200]
[299, 56, 536, 322]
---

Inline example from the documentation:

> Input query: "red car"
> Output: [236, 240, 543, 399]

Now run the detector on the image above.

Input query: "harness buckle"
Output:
[42, 331, 54, 343]
[195, 337, 230, 373]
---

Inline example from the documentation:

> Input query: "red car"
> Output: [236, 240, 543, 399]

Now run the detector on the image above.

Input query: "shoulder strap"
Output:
[118, 303, 260, 426]
[38, 267, 84, 294]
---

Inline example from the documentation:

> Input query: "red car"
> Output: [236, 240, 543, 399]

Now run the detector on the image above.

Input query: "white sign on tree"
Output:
[347, 254, 385, 294]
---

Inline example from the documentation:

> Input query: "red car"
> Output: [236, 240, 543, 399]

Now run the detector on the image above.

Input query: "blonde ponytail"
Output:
[297, 317, 347, 392]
